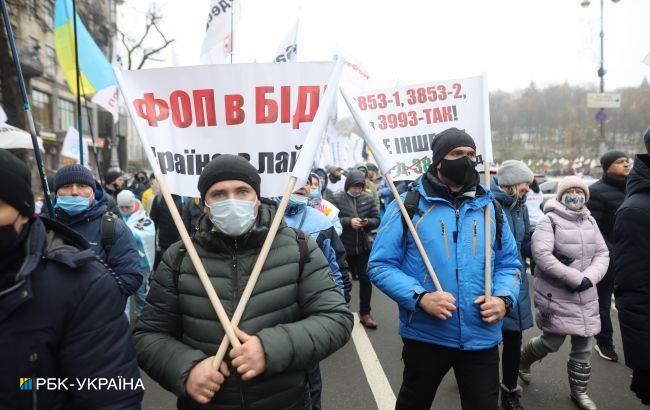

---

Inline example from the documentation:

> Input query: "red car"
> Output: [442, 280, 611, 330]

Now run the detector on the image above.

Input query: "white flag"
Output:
[91, 37, 124, 123]
[61, 126, 89, 167]
[274, 19, 298, 63]
[200, 0, 241, 64]
[643, 52, 650, 67]
[291, 58, 345, 184]
[340, 87, 397, 175]
[0, 104, 7, 124]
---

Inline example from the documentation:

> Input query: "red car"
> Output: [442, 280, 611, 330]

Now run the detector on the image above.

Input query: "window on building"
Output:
[42, 1, 53, 28]
[44, 46, 56, 76]
[58, 99, 75, 131]
[32, 90, 53, 130]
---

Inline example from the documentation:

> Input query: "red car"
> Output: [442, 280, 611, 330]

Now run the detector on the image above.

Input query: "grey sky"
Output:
[120, 0, 650, 92]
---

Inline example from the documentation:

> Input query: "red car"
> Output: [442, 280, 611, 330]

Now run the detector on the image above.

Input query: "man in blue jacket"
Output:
[368, 128, 522, 410]
[52, 164, 142, 296]
[0, 149, 143, 409]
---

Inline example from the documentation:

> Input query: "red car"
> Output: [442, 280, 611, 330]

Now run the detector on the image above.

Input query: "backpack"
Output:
[100, 212, 118, 255]
[170, 229, 311, 288]
[401, 189, 504, 250]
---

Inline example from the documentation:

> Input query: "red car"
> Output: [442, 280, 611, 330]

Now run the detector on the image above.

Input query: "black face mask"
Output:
[438, 156, 478, 187]
[0, 221, 19, 254]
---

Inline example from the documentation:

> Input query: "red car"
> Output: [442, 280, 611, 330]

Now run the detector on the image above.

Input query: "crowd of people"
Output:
[1, 126, 649, 410]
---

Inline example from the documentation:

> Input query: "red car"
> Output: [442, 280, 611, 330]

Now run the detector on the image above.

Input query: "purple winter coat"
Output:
[531, 199, 609, 337]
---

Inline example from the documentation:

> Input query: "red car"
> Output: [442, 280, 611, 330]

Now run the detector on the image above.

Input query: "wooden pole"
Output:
[112, 68, 240, 349]
[385, 175, 443, 292]
[211, 176, 297, 370]
[484, 163, 492, 301]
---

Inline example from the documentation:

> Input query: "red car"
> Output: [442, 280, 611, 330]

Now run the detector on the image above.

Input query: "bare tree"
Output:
[117, 4, 174, 70]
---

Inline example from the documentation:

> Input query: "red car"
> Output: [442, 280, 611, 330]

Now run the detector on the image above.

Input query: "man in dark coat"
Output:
[0, 149, 143, 409]
[587, 150, 629, 362]
[614, 130, 650, 405]
[149, 193, 184, 269]
[52, 164, 142, 296]
[331, 169, 380, 329]
[134, 154, 352, 409]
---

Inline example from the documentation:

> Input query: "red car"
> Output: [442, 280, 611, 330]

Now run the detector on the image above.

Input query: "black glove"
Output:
[631, 369, 650, 405]
[572, 277, 593, 293]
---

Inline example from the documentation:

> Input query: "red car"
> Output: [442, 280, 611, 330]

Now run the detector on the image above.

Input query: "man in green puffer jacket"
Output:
[133, 154, 353, 410]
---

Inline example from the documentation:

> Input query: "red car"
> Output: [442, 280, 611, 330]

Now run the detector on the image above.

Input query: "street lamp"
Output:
[581, 0, 620, 154]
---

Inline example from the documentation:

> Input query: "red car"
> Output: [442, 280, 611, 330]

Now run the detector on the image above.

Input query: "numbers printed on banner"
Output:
[355, 83, 464, 112]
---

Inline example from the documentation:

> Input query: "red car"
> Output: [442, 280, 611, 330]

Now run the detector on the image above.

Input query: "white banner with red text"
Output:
[351, 74, 493, 181]
[119, 62, 334, 197]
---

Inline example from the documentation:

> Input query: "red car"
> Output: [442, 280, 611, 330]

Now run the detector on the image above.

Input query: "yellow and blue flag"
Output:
[54, 0, 115, 96]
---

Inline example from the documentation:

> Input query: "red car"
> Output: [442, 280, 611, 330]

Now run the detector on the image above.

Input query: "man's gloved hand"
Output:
[572, 277, 593, 293]
[631, 369, 650, 405]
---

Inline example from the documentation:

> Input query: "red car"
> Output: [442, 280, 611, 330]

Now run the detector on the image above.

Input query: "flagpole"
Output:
[0, 0, 55, 218]
[484, 163, 492, 301]
[72, 0, 84, 165]
[229, 5, 233, 64]
[80, 82, 104, 184]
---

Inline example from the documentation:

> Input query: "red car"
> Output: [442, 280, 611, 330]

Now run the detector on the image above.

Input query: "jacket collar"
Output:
[601, 173, 627, 191]
[417, 174, 492, 210]
[54, 202, 107, 226]
[543, 198, 590, 222]
[627, 154, 650, 197]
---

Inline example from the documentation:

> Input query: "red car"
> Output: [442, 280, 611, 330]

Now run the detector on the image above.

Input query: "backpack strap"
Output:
[100, 212, 118, 255]
[490, 199, 504, 251]
[295, 230, 311, 275]
[401, 189, 422, 234]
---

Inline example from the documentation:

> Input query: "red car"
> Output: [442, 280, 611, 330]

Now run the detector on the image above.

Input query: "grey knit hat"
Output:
[497, 160, 534, 186]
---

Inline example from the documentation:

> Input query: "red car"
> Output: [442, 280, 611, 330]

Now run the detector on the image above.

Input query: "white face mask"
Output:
[206, 199, 256, 237]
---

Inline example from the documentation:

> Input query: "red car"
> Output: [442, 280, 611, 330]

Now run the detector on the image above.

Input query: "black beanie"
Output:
[104, 171, 122, 186]
[644, 127, 650, 154]
[54, 164, 95, 192]
[0, 149, 34, 216]
[430, 127, 477, 167]
[600, 150, 628, 173]
[197, 154, 261, 201]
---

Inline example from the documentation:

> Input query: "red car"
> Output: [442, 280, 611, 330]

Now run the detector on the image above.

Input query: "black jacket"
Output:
[587, 174, 627, 247]
[150, 194, 184, 250]
[330, 171, 380, 256]
[0, 217, 143, 409]
[614, 154, 650, 371]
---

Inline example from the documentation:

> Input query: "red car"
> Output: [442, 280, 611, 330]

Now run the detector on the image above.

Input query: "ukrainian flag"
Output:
[54, 0, 115, 95]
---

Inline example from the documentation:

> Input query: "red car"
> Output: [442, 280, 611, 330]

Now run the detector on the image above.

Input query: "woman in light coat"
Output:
[519, 176, 609, 410]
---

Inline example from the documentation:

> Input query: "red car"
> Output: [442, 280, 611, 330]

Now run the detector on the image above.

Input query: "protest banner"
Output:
[351, 74, 493, 181]
[119, 62, 334, 198]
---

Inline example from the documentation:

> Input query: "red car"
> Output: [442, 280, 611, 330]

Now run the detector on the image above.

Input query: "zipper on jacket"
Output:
[472, 220, 478, 257]
[454, 204, 463, 349]
[440, 221, 451, 259]
[30, 352, 38, 410]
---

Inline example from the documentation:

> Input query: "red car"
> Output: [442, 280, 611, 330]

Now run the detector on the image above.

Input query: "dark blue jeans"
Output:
[308, 362, 322, 410]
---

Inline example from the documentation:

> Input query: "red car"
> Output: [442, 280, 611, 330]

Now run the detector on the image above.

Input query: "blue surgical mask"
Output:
[206, 199, 256, 237]
[55, 195, 90, 216]
[308, 188, 322, 206]
[286, 194, 308, 215]
[347, 190, 361, 198]
[562, 193, 585, 211]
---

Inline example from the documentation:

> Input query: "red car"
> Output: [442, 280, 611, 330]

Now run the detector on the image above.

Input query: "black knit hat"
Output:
[430, 128, 477, 167]
[104, 171, 122, 186]
[54, 164, 95, 192]
[600, 150, 628, 173]
[644, 127, 650, 154]
[0, 149, 34, 216]
[197, 154, 261, 201]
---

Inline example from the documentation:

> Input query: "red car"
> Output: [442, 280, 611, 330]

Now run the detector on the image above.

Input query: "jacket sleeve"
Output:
[108, 219, 144, 296]
[256, 236, 353, 376]
[132, 246, 208, 397]
[332, 196, 353, 229]
[581, 218, 610, 285]
[364, 195, 381, 230]
[331, 229, 352, 303]
[492, 208, 523, 303]
[317, 228, 345, 294]
[531, 215, 584, 288]
[332, 216, 343, 236]
[586, 189, 605, 232]
[59, 264, 143, 409]
[367, 200, 427, 312]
